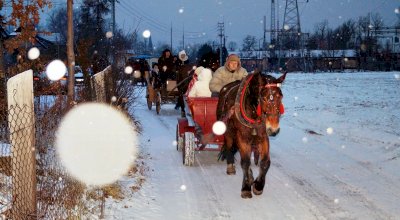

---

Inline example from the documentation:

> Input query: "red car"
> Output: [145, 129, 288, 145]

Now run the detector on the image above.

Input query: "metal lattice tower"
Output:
[283, 0, 301, 33]
[270, 0, 276, 45]
[281, 0, 301, 49]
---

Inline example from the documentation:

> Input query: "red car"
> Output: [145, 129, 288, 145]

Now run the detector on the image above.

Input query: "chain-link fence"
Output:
[0, 65, 138, 219]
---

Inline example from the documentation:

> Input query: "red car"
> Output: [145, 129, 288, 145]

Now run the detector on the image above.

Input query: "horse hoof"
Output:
[226, 164, 236, 175]
[226, 169, 236, 175]
[253, 188, 263, 195]
[241, 191, 252, 199]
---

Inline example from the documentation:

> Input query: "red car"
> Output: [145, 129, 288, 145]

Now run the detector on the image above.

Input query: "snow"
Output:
[0, 142, 11, 157]
[103, 71, 399, 219]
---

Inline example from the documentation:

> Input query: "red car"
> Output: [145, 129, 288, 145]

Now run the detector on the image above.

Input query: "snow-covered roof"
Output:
[37, 32, 63, 44]
[310, 49, 356, 58]
[229, 49, 358, 59]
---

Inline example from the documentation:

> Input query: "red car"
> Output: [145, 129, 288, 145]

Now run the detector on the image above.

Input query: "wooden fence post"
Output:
[7, 70, 36, 219]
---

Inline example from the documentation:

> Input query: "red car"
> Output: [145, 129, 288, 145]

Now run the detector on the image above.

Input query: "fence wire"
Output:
[0, 65, 139, 219]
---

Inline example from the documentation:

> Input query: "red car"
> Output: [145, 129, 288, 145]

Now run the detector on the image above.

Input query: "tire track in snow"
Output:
[194, 154, 232, 219]
[156, 107, 232, 219]
[272, 145, 396, 220]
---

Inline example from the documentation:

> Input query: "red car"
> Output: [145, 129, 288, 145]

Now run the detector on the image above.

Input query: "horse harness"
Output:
[233, 74, 282, 131]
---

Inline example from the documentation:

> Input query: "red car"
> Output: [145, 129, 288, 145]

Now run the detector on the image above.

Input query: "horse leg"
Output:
[225, 135, 236, 175]
[253, 138, 271, 196]
[238, 140, 254, 199]
[253, 147, 259, 166]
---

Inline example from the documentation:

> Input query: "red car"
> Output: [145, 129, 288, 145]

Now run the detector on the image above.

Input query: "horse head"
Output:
[257, 71, 286, 136]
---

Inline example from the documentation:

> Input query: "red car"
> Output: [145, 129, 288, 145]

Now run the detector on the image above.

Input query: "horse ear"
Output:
[277, 71, 287, 83]
[252, 68, 262, 76]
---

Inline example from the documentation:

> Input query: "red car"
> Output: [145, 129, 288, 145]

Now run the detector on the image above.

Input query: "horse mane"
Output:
[217, 80, 241, 119]
[247, 72, 262, 110]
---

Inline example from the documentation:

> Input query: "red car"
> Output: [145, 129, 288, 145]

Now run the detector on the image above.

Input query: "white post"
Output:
[7, 69, 36, 219]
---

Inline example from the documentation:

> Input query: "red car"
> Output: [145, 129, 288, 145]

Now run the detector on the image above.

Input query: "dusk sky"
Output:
[114, 0, 399, 49]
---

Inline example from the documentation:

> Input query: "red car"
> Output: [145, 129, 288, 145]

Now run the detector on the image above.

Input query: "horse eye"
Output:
[269, 95, 273, 100]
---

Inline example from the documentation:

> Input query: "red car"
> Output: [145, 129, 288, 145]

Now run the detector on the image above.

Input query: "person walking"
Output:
[158, 48, 175, 84]
[174, 50, 190, 111]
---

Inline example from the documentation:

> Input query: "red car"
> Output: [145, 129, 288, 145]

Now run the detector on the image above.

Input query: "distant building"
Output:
[371, 27, 400, 53]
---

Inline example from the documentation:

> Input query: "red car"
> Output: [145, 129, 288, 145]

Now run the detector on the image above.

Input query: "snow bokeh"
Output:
[124, 66, 133, 74]
[111, 96, 117, 103]
[106, 31, 113, 39]
[326, 127, 334, 135]
[212, 121, 226, 135]
[27, 47, 40, 60]
[142, 30, 151, 38]
[56, 103, 138, 186]
[45, 59, 67, 81]
[133, 70, 141, 78]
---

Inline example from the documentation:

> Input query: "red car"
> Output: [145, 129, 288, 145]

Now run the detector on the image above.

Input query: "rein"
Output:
[239, 75, 261, 124]
[238, 75, 282, 125]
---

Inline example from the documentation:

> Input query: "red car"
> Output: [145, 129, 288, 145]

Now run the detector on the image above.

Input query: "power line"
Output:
[117, 1, 217, 40]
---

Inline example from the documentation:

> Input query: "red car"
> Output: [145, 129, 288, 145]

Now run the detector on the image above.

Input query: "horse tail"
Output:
[217, 143, 238, 162]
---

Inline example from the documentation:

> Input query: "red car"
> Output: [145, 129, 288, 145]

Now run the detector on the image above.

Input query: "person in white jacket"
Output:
[188, 68, 213, 97]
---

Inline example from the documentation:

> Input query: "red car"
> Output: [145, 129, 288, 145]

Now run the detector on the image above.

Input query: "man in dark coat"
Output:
[158, 49, 175, 83]
[174, 50, 192, 115]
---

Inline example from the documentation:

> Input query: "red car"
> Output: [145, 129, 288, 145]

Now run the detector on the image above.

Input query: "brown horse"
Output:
[217, 71, 286, 198]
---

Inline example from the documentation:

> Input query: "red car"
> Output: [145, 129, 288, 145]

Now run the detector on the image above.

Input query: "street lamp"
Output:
[143, 30, 151, 55]
[106, 31, 113, 63]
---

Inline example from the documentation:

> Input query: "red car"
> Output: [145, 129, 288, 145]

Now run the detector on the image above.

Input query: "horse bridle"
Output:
[239, 75, 283, 125]
[258, 83, 283, 118]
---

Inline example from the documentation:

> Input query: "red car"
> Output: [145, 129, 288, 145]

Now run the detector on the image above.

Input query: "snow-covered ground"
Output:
[105, 71, 400, 220]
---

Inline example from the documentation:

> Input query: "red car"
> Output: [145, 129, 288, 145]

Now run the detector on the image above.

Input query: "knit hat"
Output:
[178, 50, 188, 62]
[226, 54, 240, 63]
[194, 66, 204, 76]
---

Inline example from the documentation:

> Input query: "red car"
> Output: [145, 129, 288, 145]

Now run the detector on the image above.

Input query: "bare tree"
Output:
[371, 13, 384, 36]
[333, 19, 356, 49]
[357, 15, 370, 39]
[241, 35, 257, 58]
[228, 41, 238, 51]
[0, 0, 51, 79]
[313, 19, 329, 49]
[46, 7, 80, 44]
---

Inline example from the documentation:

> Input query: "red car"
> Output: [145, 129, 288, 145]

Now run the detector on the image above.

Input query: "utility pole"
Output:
[218, 22, 224, 66]
[67, 0, 75, 106]
[263, 15, 266, 49]
[182, 24, 185, 50]
[170, 23, 173, 50]
[270, 0, 277, 70]
[112, 0, 115, 34]
[270, 0, 276, 47]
